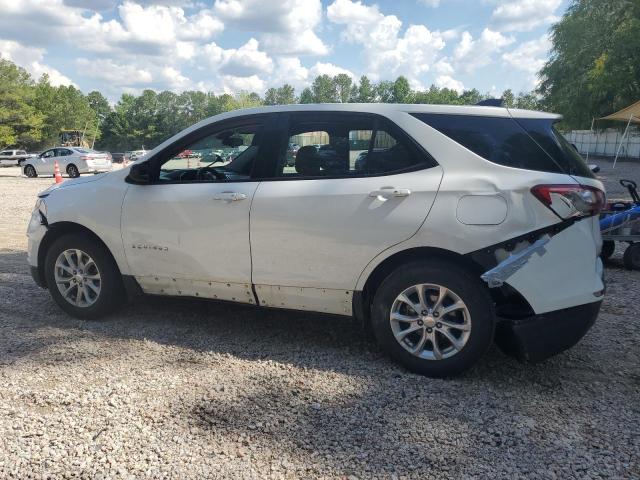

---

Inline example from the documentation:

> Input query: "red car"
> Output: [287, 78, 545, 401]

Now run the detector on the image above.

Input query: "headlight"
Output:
[33, 198, 47, 225]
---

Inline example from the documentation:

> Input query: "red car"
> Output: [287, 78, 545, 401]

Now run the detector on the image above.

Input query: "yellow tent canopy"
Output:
[600, 100, 640, 123]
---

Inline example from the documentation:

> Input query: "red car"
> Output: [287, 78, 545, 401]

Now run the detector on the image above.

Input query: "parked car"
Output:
[110, 153, 125, 164]
[125, 150, 147, 162]
[26, 104, 605, 377]
[0, 149, 35, 167]
[22, 147, 112, 178]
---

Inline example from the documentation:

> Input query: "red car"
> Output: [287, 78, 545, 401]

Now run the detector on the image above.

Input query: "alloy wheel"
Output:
[54, 249, 101, 307]
[390, 283, 471, 360]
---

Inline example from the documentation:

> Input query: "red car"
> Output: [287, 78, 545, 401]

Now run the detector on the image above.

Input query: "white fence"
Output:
[564, 129, 640, 159]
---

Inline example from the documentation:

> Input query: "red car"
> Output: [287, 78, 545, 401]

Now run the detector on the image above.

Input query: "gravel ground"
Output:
[0, 165, 638, 479]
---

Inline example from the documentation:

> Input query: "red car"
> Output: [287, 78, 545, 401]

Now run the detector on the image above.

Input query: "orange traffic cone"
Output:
[54, 161, 63, 184]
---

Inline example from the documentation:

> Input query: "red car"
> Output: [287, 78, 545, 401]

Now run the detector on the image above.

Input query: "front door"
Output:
[249, 112, 443, 314]
[121, 118, 272, 305]
[38, 149, 57, 174]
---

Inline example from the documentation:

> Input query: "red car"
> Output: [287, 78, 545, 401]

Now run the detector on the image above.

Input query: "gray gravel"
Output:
[0, 166, 639, 479]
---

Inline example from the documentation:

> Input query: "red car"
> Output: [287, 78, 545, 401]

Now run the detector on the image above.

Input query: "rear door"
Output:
[249, 112, 443, 314]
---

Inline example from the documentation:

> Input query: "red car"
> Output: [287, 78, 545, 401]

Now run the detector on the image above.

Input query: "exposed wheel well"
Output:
[37, 222, 121, 288]
[355, 247, 532, 329]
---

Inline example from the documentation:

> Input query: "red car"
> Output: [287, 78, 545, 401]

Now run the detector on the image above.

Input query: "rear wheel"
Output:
[44, 233, 124, 319]
[600, 240, 615, 260]
[371, 261, 495, 377]
[623, 243, 640, 270]
[24, 165, 37, 178]
[67, 164, 80, 178]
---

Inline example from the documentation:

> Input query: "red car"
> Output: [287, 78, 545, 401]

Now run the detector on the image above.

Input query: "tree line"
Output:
[0, 59, 538, 152]
[1, 0, 638, 151]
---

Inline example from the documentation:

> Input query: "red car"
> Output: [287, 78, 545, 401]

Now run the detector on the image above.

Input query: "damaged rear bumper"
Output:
[495, 301, 601, 362]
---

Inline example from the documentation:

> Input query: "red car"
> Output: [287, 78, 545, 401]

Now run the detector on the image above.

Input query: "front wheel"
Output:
[623, 243, 640, 270]
[66, 164, 80, 178]
[24, 165, 37, 178]
[44, 233, 125, 319]
[371, 261, 495, 377]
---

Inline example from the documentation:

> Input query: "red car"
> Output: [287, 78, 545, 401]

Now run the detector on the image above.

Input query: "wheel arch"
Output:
[354, 247, 489, 328]
[37, 221, 122, 288]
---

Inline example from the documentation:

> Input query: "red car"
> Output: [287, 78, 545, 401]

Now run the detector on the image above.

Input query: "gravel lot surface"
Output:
[0, 164, 639, 479]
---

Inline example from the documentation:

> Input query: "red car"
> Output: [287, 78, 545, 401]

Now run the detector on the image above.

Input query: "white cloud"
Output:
[502, 34, 550, 73]
[490, 0, 561, 32]
[435, 75, 464, 93]
[76, 58, 153, 85]
[203, 38, 273, 77]
[419, 0, 441, 7]
[327, 0, 446, 87]
[502, 34, 550, 87]
[221, 74, 265, 93]
[453, 28, 514, 73]
[161, 66, 192, 90]
[0, 40, 76, 86]
[308, 62, 355, 79]
[214, 0, 328, 55]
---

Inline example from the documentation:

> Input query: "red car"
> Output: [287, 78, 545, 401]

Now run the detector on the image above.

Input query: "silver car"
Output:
[22, 147, 112, 178]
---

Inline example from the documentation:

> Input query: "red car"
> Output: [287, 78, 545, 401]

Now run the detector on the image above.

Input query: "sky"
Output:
[0, 0, 568, 102]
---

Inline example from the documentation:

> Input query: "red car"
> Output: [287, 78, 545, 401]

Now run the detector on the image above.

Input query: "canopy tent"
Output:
[598, 100, 640, 167]
[600, 100, 640, 123]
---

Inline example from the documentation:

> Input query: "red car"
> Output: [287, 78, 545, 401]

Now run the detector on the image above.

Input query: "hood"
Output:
[37, 172, 108, 197]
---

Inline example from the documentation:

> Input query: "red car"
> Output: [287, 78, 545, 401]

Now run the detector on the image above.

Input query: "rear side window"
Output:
[412, 113, 594, 178]
[281, 114, 436, 178]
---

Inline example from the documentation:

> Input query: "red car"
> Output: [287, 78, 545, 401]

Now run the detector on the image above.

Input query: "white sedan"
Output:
[22, 147, 112, 178]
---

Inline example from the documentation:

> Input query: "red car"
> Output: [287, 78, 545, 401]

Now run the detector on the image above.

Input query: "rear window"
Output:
[412, 113, 594, 178]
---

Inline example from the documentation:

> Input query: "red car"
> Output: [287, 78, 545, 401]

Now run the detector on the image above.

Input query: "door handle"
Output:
[213, 191, 247, 202]
[369, 187, 411, 199]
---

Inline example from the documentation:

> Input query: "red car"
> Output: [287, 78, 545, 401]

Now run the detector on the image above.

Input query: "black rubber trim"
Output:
[495, 300, 601, 362]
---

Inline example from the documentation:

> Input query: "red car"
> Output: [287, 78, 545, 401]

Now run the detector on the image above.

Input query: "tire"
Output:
[371, 260, 495, 377]
[44, 233, 125, 319]
[622, 243, 640, 270]
[67, 164, 80, 178]
[24, 165, 37, 178]
[600, 240, 615, 260]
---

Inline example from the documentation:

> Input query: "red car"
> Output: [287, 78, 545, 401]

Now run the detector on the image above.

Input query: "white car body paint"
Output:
[22, 147, 112, 176]
[27, 103, 604, 320]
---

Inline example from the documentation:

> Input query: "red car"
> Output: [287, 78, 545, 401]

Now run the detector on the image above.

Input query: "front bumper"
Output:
[495, 301, 601, 362]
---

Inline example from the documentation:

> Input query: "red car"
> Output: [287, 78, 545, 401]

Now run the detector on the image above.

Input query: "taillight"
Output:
[531, 184, 605, 219]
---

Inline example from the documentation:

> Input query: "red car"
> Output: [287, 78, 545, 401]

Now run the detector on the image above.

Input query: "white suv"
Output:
[26, 104, 605, 377]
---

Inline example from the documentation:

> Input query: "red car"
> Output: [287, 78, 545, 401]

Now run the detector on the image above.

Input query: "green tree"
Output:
[0, 59, 43, 148]
[356, 75, 375, 102]
[334, 73, 352, 103]
[501, 89, 515, 108]
[264, 88, 278, 105]
[276, 84, 296, 104]
[311, 75, 338, 103]
[375, 81, 394, 103]
[538, 0, 640, 127]
[299, 87, 314, 104]
[392, 76, 411, 103]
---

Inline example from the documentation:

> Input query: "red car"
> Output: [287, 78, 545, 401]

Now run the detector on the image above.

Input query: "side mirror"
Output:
[589, 164, 600, 173]
[126, 162, 151, 184]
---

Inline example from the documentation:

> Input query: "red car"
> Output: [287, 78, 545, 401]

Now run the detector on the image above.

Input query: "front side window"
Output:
[42, 150, 56, 158]
[157, 124, 263, 183]
[280, 115, 433, 178]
